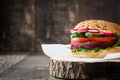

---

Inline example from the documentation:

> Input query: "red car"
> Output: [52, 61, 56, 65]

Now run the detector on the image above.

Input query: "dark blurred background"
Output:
[0, 0, 120, 52]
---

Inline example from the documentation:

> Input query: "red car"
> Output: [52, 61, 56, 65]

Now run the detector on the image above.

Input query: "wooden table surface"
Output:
[0, 52, 62, 80]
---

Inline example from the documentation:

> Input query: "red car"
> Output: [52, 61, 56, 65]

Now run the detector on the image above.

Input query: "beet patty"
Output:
[71, 41, 115, 49]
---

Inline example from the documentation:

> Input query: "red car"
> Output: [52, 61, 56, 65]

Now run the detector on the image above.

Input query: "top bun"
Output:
[75, 20, 120, 37]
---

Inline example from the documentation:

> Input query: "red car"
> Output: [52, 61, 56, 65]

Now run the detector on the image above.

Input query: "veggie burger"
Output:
[70, 20, 120, 58]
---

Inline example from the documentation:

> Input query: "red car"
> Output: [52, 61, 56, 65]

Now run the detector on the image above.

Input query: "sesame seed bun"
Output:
[75, 20, 120, 37]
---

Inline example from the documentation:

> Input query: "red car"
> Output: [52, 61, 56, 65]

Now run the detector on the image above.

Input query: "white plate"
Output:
[41, 44, 120, 62]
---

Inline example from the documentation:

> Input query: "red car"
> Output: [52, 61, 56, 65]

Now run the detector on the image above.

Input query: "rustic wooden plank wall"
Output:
[35, 0, 80, 51]
[0, 0, 35, 51]
[0, 0, 9, 51]
[0, 0, 120, 52]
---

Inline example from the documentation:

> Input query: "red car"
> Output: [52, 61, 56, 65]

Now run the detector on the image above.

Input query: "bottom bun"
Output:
[72, 47, 120, 58]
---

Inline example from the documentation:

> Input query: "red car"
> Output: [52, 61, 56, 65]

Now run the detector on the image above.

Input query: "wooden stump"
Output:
[50, 58, 120, 79]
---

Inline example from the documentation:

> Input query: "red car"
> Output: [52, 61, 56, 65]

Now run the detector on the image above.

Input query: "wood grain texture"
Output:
[50, 59, 120, 79]
[0, 52, 30, 74]
[0, 0, 35, 51]
[1, 0, 120, 51]
[0, 54, 50, 80]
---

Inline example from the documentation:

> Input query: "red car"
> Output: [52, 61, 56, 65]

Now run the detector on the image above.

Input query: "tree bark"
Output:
[50, 58, 120, 79]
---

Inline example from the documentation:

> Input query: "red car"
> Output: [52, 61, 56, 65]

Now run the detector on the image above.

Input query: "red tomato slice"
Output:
[88, 36, 116, 42]
[71, 38, 89, 44]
